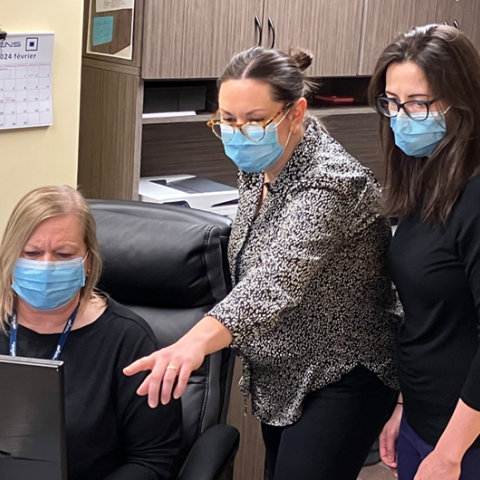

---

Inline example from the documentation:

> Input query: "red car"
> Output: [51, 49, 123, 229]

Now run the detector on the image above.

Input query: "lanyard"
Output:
[9, 303, 80, 361]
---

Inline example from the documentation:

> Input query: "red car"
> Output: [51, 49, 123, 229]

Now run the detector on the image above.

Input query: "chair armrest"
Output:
[177, 424, 240, 480]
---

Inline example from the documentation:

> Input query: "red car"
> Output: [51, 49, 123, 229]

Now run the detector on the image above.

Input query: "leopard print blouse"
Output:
[209, 119, 400, 427]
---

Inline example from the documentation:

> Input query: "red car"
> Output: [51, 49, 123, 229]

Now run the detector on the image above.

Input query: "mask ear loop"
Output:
[274, 108, 294, 149]
[275, 108, 291, 128]
[282, 130, 293, 149]
[83, 251, 90, 277]
[432, 105, 451, 126]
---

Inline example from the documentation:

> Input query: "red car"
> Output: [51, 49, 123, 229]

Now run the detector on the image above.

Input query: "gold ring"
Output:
[166, 365, 177, 371]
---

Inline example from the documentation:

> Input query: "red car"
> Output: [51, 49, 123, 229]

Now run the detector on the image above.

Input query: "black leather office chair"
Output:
[88, 199, 239, 480]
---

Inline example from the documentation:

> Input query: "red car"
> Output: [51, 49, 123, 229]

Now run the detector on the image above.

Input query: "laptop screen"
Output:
[0, 354, 67, 480]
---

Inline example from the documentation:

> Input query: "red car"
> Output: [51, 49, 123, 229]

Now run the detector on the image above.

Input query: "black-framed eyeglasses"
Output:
[375, 95, 441, 121]
[207, 104, 291, 142]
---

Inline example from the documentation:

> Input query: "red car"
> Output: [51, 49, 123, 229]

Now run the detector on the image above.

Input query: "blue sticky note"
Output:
[93, 16, 114, 46]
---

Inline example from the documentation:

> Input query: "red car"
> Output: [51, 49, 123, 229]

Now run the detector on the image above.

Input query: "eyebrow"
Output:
[220, 108, 269, 116]
[23, 242, 78, 250]
[385, 91, 430, 99]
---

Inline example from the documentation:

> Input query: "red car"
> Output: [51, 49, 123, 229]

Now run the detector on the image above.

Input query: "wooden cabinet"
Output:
[226, 359, 266, 480]
[78, 61, 144, 200]
[142, 0, 262, 79]
[359, 0, 460, 75]
[142, 0, 479, 79]
[142, 0, 365, 79]
[84, 0, 480, 81]
[359, 0, 416, 75]
[263, 0, 364, 76]
[452, 0, 480, 52]
[414, 0, 456, 26]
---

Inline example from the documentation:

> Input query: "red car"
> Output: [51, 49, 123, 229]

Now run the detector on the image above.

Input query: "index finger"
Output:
[123, 354, 155, 376]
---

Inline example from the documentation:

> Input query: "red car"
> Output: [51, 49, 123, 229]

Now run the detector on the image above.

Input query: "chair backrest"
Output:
[88, 199, 233, 456]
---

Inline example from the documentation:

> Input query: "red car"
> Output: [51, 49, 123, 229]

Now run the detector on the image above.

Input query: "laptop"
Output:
[0, 354, 67, 480]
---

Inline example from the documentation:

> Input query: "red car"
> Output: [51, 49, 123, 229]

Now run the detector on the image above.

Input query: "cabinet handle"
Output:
[255, 16, 263, 46]
[268, 17, 276, 49]
[444, 20, 460, 29]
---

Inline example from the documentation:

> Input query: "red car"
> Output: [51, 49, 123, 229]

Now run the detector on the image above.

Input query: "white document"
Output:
[142, 111, 197, 119]
[96, 0, 134, 12]
[0, 32, 54, 130]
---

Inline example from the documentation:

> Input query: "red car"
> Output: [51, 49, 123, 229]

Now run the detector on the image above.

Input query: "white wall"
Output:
[0, 1, 84, 233]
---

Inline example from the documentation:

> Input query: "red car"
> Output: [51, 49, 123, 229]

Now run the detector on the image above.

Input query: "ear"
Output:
[288, 98, 307, 133]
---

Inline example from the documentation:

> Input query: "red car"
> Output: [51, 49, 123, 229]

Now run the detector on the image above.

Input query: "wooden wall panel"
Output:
[78, 65, 143, 199]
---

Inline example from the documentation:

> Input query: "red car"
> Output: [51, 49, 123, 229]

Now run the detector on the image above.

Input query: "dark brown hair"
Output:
[218, 46, 314, 106]
[368, 25, 480, 224]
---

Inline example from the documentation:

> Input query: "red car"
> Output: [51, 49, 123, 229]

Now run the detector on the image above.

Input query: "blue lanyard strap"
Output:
[9, 303, 80, 361]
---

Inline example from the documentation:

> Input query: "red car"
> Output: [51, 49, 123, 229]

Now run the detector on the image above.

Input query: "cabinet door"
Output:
[263, 0, 364, 76]
[414, 0, 455, 27]
[142, 0, 262, 79]
[452, 0, 480, 53]
[359, 0, 455, 75]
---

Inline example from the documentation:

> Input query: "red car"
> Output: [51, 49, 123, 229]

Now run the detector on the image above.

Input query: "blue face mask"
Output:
[12, 256, 86, 311]
[222, 113, 292, 173]
[390, 110, 448, 158]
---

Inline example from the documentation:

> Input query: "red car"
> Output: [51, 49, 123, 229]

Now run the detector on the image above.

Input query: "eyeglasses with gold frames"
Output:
[207, 106, 290, 143]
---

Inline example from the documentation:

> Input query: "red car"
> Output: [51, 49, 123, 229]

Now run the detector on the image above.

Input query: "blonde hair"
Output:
[0, 185, 103, 330]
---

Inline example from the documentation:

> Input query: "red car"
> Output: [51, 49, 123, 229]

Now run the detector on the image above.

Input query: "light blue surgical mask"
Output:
[222, 113, 292, 173]
[390, 110, 448, 158]
[12, 256, 86, 311]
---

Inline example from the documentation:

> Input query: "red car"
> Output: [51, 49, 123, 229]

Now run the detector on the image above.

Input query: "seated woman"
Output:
[0, 185, 183, 480]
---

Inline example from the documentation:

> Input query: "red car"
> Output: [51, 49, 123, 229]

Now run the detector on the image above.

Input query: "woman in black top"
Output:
[0, 186, 182, 480]
[369, 25, 480, 480]
[126, 47, 400, 479]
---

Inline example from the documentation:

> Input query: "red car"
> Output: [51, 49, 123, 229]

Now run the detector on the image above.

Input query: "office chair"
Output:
[89, 199, 239, 480]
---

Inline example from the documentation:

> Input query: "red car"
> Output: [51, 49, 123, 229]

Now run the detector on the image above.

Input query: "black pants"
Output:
[261, 365, 397, 480]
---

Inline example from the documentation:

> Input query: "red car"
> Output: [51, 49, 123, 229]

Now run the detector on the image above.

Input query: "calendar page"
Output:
[0, 32, 55, 130]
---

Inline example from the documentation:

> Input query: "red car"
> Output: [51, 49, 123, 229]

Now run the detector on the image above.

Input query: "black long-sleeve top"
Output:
[389, 172, 480, 447]
[0, 299, 183, 480]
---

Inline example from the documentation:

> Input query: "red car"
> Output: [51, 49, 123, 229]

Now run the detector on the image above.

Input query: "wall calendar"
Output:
[0, 32, 55, 131]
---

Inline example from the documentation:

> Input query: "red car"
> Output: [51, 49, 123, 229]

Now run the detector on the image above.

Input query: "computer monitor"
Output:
[0, 354, 67, 480]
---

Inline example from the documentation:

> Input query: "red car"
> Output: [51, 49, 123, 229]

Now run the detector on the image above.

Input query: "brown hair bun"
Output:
[289, 47, 313, 73]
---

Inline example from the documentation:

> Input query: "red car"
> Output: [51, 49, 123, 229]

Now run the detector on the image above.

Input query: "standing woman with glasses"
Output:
[126, 46, 400, 480]
[369, 25, 480, 480]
